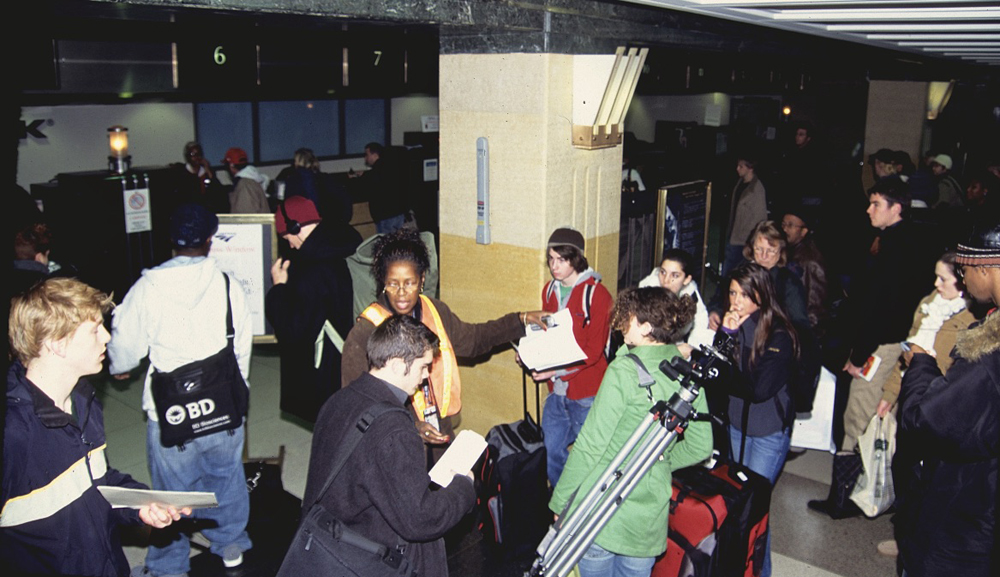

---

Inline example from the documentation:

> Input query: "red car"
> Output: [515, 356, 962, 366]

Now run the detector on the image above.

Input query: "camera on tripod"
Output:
[659, 340, 735, 395]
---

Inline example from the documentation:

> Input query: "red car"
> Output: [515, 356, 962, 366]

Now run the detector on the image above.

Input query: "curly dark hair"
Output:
[612, 286, 696, 345]
[371, 229, 430, 291]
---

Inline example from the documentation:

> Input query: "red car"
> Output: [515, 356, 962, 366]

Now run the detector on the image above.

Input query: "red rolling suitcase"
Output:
[652, 461, 771, 577]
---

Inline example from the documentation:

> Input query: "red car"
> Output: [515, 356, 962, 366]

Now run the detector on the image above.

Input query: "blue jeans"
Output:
[376, 214, 406, 234]
[542, 394, 594, 488]
[728, 425, 790, 577]
[145, 420, 252, 575]
[578, 542, 655, 577]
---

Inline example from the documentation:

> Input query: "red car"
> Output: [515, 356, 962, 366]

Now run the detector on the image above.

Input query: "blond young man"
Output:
[2, 278, 185, 577]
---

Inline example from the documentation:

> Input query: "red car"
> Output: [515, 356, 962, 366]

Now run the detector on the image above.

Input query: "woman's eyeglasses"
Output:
[384, 281, 420, 295]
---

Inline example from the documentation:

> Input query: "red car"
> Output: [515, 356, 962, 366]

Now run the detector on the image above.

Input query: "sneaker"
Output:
[222, 545, 244, 568]
[877, 539, 899, 557]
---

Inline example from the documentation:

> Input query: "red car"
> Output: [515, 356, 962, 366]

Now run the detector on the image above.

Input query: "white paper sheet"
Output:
[97, 486, 218, 510]
[515, 308, 586, 371]
[791, 367, 837, 452]
[429, 430, 487, 488]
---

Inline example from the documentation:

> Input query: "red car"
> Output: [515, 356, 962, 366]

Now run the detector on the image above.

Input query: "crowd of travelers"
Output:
[3, 129, 998, 577]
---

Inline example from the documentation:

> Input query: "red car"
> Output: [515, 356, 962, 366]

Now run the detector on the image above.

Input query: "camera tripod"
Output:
[526, 344, 730, 577]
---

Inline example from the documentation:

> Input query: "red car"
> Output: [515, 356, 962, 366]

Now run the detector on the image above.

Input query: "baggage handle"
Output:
[522, 366, 542, 423]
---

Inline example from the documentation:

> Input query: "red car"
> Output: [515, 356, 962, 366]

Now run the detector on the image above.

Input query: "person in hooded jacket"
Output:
[532, 227, 613, 487]
[223, 147, 270, 214]
[266, 196, 362, 423]
[108, 204, 254, 575]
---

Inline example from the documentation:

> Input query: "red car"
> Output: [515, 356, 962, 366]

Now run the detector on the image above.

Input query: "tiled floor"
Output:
[96, 344, 898, 577]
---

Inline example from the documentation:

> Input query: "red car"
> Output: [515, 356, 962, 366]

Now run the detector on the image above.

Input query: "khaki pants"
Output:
[841, 342, 901, 452]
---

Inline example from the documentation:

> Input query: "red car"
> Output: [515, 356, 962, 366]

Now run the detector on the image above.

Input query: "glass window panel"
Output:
[258, 100, 340, 162]
[344, 99, 386, 155]
[195, 102, 254, 166]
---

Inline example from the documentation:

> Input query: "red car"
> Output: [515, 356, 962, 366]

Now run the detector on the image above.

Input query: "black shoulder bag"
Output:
[276, 402, 418, 577]
[150, 273, 250, 447]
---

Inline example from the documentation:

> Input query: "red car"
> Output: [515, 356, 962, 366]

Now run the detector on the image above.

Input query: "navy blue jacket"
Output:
[2, 362, 145, 577]
[715, 312, 796, 437]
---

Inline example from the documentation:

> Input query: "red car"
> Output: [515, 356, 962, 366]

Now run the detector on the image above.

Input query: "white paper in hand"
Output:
[516, 308, 586, 371]
[429, 430, 487, 487]
[97, 486, 218, 509]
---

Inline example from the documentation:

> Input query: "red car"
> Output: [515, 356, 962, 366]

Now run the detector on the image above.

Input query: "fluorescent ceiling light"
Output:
[687, 0, 982, 5]
[867, 34, 1000, 41]
[829, 24, 1000, 32]
[900, 42, 1000, 47]
[774, 8, 1000, 21]
[925, 47, 1000, 52]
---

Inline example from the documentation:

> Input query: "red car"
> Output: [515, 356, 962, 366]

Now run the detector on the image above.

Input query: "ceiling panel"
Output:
[623, 1, 1000, 66]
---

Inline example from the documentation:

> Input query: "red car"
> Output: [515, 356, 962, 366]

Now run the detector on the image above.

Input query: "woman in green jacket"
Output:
[549, 287, 714, 577]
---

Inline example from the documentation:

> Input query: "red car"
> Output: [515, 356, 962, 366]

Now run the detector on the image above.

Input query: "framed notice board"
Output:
[211, 215, 278, 343]
[656, 181, 712, 288]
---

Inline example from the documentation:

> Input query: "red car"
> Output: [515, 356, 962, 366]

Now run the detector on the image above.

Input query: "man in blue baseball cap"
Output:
[109, 203, 254, 576]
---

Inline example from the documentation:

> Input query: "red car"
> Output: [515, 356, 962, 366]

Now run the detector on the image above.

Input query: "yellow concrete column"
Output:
[438, 53, 621, 435]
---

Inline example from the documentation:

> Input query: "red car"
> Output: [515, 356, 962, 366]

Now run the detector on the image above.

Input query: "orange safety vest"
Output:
[359, 295, 462, 419]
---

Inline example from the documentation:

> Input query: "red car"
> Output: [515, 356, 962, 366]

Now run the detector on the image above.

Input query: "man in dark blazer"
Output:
[301, 315, 475, 576]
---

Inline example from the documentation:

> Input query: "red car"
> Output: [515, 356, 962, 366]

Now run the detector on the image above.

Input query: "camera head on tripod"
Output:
[659, 341, 734, 391]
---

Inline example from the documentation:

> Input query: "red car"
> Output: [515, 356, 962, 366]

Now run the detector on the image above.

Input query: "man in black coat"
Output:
[840, 178, 935, 448]
[348, 142, 408, 234]
[809, 177, 934, 518]
[266, 196, 362, 423]
[895, 218, 1000, 577]
[302, 315, 475, 576]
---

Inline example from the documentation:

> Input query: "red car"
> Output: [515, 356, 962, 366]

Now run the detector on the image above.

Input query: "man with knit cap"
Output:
[266, 196, 361, 422]
[109, 203, 253, 576]
[929, 153, 964, 209]
[894, 216, 1000, 577]
[534, 227, 612, 486]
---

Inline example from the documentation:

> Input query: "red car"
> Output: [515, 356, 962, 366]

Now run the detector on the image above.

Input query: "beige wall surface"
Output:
[863, 80, 928, 191]
[438, 53, 623, 434]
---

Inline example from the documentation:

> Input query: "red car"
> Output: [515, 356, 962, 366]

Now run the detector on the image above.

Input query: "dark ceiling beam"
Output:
[64, 0, 981, 78]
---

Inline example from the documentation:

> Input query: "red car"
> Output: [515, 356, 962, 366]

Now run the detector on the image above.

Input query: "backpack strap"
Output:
[222, 273, 235, 350]
[582, 283, 595, 328]
[624, 353, 656, 402]
[308, 401, 409, 509]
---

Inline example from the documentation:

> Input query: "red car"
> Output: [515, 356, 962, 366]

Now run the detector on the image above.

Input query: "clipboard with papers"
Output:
[515, 308, 586, 371]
